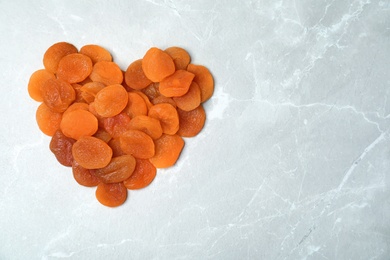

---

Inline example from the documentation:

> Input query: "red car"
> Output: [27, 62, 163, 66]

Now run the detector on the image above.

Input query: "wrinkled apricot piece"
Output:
[177, 105, 206, 137]
[124, 159, 156, 189]
[187, 64, 214, 102]
[90, 61, 123, 85]
[141, 82, 160, 100]
[173, 81, 201, 111]
[60, 109, 98, 140]
[43, 42, 78, 74]
[80, 82, 106, 103]
[93, 128, 112, 143]
[108, 138, 126, 157]
[57, 53, 93, 83]
[36, 103, 63, 136]
[63, 102, 89, 118]
[94, 84, 128, 117]
[72, 83, 85, 103]
[125, 59, 152, 90]
[151, 95, 177, 108]
[93, 155, 136, 183]
[149, 134, 184, 168]
[50, 130, 76, 167]
[148, 103, 179, 135]
[165, 47, 191, 70]
[28, 69, 56, 102]
[79, 44, 112, 64]
[142, 47, 175, 82]
[120, 130, 155, 159]
[95, 182, 127, 207]
[102, 112, 132, 138]
[41, 78, 76, 113]
[136, 91, 154, 110]
[72, 136, 113, 169]
[128, 115, 163, 140]
[88, 102, 105, 127]
[159, 70, 195, 97]
[72, 160, 100, 187]
[124, 92, 148, 118]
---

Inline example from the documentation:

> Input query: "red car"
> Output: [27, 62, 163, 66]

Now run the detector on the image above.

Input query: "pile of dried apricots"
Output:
[27, 42, 213, 207]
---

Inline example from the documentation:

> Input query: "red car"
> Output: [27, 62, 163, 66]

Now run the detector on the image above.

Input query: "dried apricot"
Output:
[120, 130, 155, 159]
[94, 84, 128, 117]
[148, 103, 179, 135]
[28, 69, 55, 102]
[165, 47, 191, 70]
[60, 109, 98, 140]
[124, 92, 148, 118]
[36, 103, 62, 136]
[50, 130, 76, 167]
[123, 159, 156, 189]
[90, 61, 123, 85]
[72, 136, 113, 169]
[128, 115, 163, 140]
[125, 59, 152, 90]
[142, 47, 175, 82]
[187, 64, 214, 102]
[177, 105, 206, 137]
[57, 53, 93, 83]
[80, 44, 112, 64]
[93, 155, 136, 183]
[173, 81, 201, 111]
[102, 112, 132, 138]
[41, 78, 75, 113]
[149, 134, 184, 168]
[43, 42, 78, 74]
[72, 160, 100, 187]
[159, 70, 195, 97]
[95, 182, 127, 207]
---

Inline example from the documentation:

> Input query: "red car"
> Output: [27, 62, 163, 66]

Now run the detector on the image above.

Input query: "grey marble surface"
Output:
[0, 0, 389, 259]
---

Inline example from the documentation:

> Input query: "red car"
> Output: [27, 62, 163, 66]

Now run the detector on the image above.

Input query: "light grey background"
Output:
[1, 0, 389, 259]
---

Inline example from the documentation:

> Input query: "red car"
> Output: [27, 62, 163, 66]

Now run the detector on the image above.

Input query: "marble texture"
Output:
[0, 0, 389, 259]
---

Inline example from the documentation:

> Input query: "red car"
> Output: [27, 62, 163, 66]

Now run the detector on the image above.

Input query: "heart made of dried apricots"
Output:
[28, 42, 214, 207]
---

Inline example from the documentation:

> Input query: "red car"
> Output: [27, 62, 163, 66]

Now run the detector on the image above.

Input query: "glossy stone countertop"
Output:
[1, 0, 389, 259]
